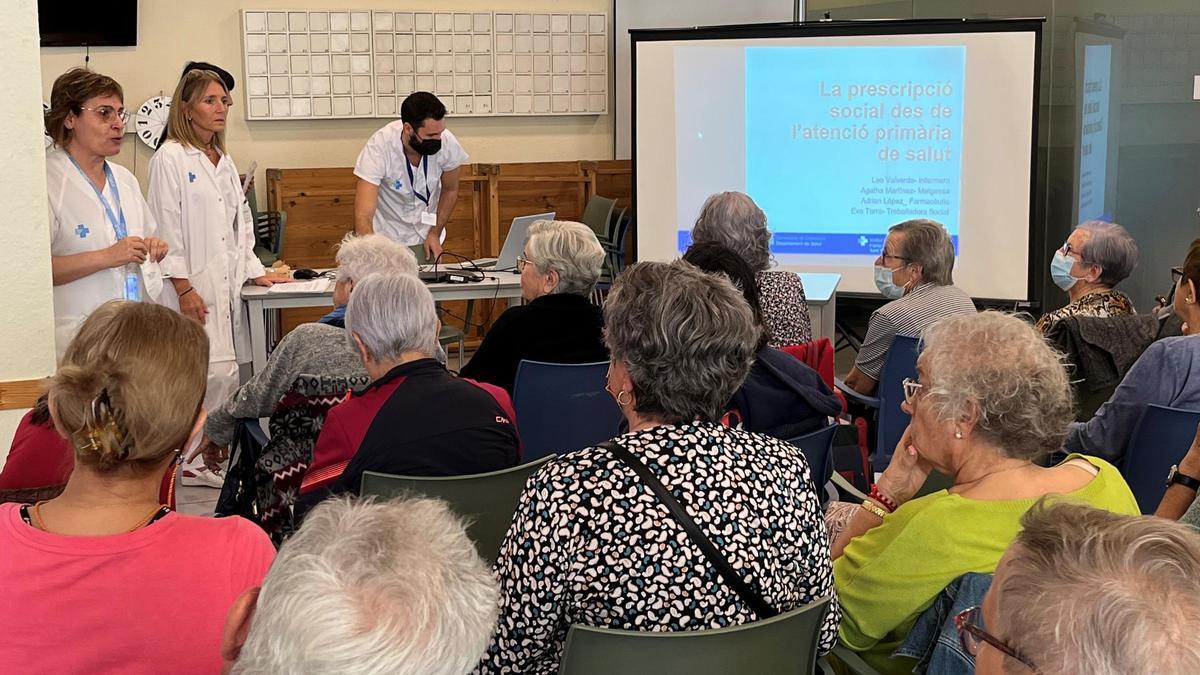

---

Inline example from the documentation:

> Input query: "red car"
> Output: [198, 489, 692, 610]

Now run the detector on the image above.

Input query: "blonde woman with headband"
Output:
[148, 67, 272, 487]
[0, 301, 275, 674]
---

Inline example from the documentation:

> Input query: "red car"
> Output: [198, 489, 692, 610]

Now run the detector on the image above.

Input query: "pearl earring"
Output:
[954, 429, 963, 439]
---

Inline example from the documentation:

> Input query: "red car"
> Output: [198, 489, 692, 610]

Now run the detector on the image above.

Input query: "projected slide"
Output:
[751, 47, 963, 256]
[1074, 27, 1122, 225]
[637, 26, 1039, 300]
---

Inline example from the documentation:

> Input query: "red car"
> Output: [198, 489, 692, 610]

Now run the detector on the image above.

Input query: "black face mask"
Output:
[408, 132, 441, 156]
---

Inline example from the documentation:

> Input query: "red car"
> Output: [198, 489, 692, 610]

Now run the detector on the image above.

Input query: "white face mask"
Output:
[874, 265, 906, 299]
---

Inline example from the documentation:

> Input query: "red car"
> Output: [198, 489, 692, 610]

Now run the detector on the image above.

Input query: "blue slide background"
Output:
[694, 46, 967, 256]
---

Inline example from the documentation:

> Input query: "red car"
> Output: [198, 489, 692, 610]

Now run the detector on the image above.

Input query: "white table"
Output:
[799, 272, 841, 345]
[241, 270, 524, 375]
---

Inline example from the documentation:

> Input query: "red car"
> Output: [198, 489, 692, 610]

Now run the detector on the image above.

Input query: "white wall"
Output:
[0, 0, 56, 463]
[41, 0, 614, 196]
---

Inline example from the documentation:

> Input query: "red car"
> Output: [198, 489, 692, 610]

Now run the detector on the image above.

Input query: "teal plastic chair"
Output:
[818, 645, 884, 675]
[580, 195, 617, 241]
[359, 455, 555, 564]
[559, 596, 833, 675]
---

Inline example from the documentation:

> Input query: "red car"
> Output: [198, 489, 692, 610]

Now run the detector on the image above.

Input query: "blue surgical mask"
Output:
[874, 265, 906, 299]
[1050, 250, 1079, 291]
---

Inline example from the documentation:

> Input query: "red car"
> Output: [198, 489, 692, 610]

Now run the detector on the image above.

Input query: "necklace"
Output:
[30, 501, 167, 534]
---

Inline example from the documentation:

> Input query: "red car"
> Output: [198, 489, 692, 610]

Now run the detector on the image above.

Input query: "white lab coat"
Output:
[46, 148, 165, 360]
[148, 140, 265, 404]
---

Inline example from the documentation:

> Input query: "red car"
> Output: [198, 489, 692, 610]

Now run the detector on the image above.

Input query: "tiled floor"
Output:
[176, 485, 220, 516]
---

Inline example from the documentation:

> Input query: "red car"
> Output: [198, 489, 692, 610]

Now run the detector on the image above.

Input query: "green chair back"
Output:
[558, 596, 833, 675]
[580, 195, 617, 240]
[360, 455, 555, 564]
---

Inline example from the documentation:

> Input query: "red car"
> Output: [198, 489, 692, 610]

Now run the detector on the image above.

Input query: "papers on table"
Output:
[265, 278, 333, 294]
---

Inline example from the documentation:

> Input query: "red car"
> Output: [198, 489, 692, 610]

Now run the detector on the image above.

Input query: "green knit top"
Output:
[834, 455, 1139, 675]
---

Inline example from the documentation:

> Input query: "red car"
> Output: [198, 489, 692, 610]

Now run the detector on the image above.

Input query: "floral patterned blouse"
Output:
[757, 270, 813, 346]
[475, 421, 839, 674]
[1036, 289, 1135, 334]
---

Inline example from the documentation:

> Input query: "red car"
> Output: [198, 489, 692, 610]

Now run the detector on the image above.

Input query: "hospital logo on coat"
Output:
[392, 179, 403, 190]
[188, 172, 197, 183]
[75, 224, 90, 238]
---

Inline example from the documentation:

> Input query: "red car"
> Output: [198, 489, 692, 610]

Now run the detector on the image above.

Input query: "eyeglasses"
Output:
[79, 106, 130, 124]
[881, 253, 911, 264]
[901, 377, 924, 404]
[955, 606, 1039, 673]
[201, 96, 235, 108]
[516, 255, 534, 272]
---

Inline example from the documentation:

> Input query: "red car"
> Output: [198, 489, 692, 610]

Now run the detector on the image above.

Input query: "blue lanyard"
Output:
[404, 155, 431, 206]
[67, 155, 139, 301]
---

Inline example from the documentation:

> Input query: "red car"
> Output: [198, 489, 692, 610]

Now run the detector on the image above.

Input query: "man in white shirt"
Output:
[353, 92, 468, 261]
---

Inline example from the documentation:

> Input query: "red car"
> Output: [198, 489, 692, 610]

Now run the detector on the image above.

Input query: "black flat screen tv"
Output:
[39, 1, 138, 47]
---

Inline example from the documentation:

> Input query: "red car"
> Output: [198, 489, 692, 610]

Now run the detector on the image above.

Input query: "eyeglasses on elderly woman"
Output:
[955, 605, 1039, 673]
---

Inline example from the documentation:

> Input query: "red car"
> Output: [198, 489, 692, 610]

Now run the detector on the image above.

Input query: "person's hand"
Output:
[107, 236, 148, 267]
[874, 425, 935, 506]
[251, 276, 274, 287]
[144, 237, 169, 263]
[178, 286, 208, 324]
[1179, 423, 1200, 478]
[187, 437, 230, 472]
[424, 231, 443, 262]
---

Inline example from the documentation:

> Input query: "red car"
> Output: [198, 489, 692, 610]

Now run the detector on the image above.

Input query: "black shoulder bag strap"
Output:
[599, 440, 778, 620]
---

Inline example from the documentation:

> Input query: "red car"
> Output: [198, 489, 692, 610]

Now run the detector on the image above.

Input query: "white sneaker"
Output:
[181, 467, 226, 489]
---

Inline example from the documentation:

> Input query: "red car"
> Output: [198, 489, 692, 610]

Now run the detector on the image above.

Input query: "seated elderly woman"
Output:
[222, 497, 500, 675]
[477, 261, 839, 673]
[196, 233, 418, 475]
[296, 273, 519, 514]
[689, 191, 812, 346]
[683, 242, 842, 438]
[841, 219, 976, 396]
[970, 502, 1200, 675]
[0, 301, 274, 672]
[1064, 238, 1200, 464]
[1035, 220, 1138, 333]
[461, 219, 607, 393]
[832, 311, 1138, 675]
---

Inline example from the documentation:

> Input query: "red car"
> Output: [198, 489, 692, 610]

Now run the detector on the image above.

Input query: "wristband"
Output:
[179, 287, 195, 298]
[860, 500, 888, 520]
[869, 485, 898, 513]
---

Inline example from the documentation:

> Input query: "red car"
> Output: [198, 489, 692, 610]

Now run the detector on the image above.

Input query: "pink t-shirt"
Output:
[0, 503, 275, 674]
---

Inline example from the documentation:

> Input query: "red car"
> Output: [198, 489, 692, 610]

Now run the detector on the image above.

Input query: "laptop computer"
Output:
[474, 212, 555, 270]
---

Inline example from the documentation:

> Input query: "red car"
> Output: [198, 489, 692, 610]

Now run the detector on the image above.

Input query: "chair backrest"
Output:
[580, 195, 617, 239]
[873, 335, 920, 472]
[360, 454, 556, 564]
[1121, 404, 1200, 513]
[558, 596, 833, 675]
[512, 360, 622, 462]
[788, 423, 838, 506]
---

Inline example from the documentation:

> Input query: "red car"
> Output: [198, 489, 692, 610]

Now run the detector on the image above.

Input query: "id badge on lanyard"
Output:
[405, 155, 435, 227]
[68, 156, 140, 301]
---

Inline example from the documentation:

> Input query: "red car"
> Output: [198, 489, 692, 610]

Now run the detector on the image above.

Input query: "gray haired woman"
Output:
[1036, 220, 1138, 333]
[691, 191, 812, 346]
[831, 311, 1139, 675]
[477, 260, 839, 674]
[460, 219, 608, 393]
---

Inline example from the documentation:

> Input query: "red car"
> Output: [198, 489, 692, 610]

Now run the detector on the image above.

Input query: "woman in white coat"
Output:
[149, 68, 271, 486]
[46, 68, 168, 360]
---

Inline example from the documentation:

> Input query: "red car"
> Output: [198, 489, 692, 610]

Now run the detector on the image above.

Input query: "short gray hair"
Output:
[1076, 220, 1138, 287]
[919, 311, 1072, 460]
[890, 219, 955, 286]
[336, 233, 419, 283]
[345, 273, 439, 362]
[996, 500, 1200, 675]
[231, 497, 499, 675]
[525, 220, 604, 296]
[604, 260, 757, 425]
[690, 192, 772, 272]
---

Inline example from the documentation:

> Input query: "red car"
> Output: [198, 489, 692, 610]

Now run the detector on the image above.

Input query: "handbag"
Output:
[599, 440, 778, 620]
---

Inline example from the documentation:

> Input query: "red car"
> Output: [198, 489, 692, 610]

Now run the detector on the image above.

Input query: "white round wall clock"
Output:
[135, 95, 172, 149]
[43, 101, 52, 148]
